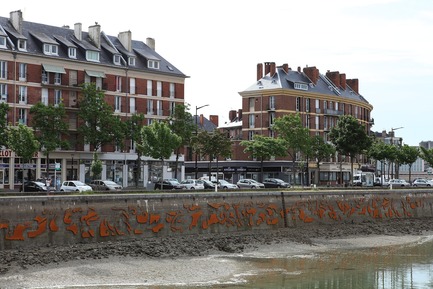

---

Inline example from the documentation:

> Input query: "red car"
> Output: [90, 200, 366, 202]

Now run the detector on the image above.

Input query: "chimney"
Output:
[264, 62, 271, 75]
[118, 31, 132, 52]
[146, 37, 155, 50]
[88, 23, 101, 48]
[257, 63, 263, 80]
[326, 71, 340, 88]
[238, 109, 242, 121]
[339, 73, 346, 90]
[347, 79, 359, 94]
[209, 115, 219, 127]
[297, 66, 301, 73]
[229, 110, 237, 122]
[74, 23, 82, 41]
[10, 10, 23, 34]
[303, 66, 319, 85]
[199, 114, 204, 127]
[270, 62, 276, 77]
[282, 63, 289, 73]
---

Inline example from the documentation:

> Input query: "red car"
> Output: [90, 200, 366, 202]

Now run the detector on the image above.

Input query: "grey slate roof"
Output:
[0, 16, 187, 78]
[244, 66, 369, 104]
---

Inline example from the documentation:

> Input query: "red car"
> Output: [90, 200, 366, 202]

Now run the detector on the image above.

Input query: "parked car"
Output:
[387, 179, 410, 187]
[180, 179, 205, 190]
[154, 179, 184, 190]
[412, 179, 433, 187]
[202, 180, 216, 190]
[60, 180, 93, 193]
[90, 180, 123, 191]
[217, 180, 239, 190]
[262, 178, 291, 188]
[20, 181, 49, 192]
[237, 179, 265, 189]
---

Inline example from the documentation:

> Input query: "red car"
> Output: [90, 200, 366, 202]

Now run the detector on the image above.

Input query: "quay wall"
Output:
[1, 189, 432, 250]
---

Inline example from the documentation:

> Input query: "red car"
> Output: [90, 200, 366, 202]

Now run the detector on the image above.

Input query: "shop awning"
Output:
[85, 70, 106, 78]
[42, 64, 66, 74]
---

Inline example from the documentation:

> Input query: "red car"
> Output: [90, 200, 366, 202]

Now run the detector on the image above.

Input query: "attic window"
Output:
[43, 44, 58, 56]
[294, 83, 308, 91]
[0, 36, 6, 48]
[113, 54, 121, 65]
[128, 57, 135, 66]
[18, 39, 27, 51]
[148, 59, 159, 69]
[68, 47, 76, 58]
[86, 50, 100, 62]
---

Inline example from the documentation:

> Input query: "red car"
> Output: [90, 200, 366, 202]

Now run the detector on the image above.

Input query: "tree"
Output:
[167, 104, 195, 180]
[368, 140, 391, 183]
[420, 147, 433, 169]
[125, 113, 146, 187]
[398, 145, 419, 183]
[309, 135, 336, 186]
[6, 124, 40, 189]
[30, 102, 70, 177]
[137, 121, 181, 189]
[241, 135, 287, 182]
[91, 152, 103, 180]
[0, 102, 9, 147]
[77, 83, 124, 152]
[329, 115, 372, 185]
[273, 114, 311, 184]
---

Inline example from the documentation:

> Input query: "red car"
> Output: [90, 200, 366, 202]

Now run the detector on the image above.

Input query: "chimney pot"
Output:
[257, 63, 263, 81]
[10, 10, 23, 34]
[146, 37, 155, 50]
[74, 23, 82, 41]
[118, 31, 132, 52]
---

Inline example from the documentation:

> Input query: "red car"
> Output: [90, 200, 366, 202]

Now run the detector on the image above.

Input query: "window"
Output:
[248, 131, 254, 140]
[69, 70, 77, 86]
[305, 115, 310, 128]
[147, 99, 153, 114]
[42, 71, 48, 83]
[86, 50, 100, 62]
[54, 90, 62, 106]
[269, 112, 276, 126]
[157, 81, 162, 97]
[294, 83, 308, 91]
[170, 102, 175, 115]
[315, 115, 319, 130]
[129, 97, 136, 114]
[116, 76, 122, 92]
[156, 100, 162, 116]
[0, 61, 7, 79]
[296, 97, 301, 111]
[54, 73, 61, 85]
[128, 57, 135, 66]
[129, 78, 135, 94]
[249, 98, 255, 112]
[147, 118, 153, 126]
[18, 109, 26, 124]
[170, 83, 175, 99]
[18, 86, 27, 103]
[41, 88, 48, 105]
[148, 60, 160, 69]
[269, 96, 275, 110]
[115, 96, 121, 112]
[0, 36, 6, 48]
[113, 54, 121, 65]
[249, 114, 255, 128]
[43, 44, 58, 56]
[305, 98, 310, 112]
[0, 84, 7, 102]
[68, 47, 76, 59]
[147, 80, 152, 96]
[19, 63, 27, 81]
[18, 39, 26, 51]
[324, 100, 327, 110]
[315, 99, 320, 113]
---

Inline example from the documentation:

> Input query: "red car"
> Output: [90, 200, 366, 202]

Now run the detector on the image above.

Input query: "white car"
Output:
[217, 180, 239, 190]
[180, 179, 205, 190]
[412, 179, 433, 187]
[237, 179, 265, 189]
[60, 181, 93, 193]
[387, 179, 410, 187]
[90, 180, 123, 191]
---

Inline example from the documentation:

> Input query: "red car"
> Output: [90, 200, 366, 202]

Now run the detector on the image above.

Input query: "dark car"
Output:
[20, 181, 49, 192]
[154, 179, 184, 190]
[262, 178, 291, 188]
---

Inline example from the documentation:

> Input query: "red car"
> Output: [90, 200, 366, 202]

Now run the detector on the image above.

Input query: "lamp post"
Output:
[195, 104, 209, 179]
[71, 153, 74, 180]
[390, 127, 403, 179]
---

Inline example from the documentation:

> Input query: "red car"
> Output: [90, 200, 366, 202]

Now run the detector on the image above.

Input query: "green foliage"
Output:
[77, 83, 124, 151]
[91, 153, 103, 180]
[30, 102, 70, 154]
[0, 102, 9, 146]
[7, 124, 40, 163]
[398, 144, 419, 182]
[241, 135, 287, 161]
[138, 121, 181, 161]
[421, 147, 433, 168]
[196, 130, 232, 160]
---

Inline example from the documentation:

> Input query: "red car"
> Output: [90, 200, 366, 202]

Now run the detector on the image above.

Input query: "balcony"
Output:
[323, 109, 343, 116]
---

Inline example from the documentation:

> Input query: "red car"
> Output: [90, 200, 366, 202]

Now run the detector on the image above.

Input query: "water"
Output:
[3, 235, 433, 289]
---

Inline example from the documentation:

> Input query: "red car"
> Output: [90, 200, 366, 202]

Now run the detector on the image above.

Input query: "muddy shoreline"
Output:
[1, 218, 432, 276]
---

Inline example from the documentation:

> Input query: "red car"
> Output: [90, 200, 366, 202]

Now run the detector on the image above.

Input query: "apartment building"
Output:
[0, 10, 187, 190]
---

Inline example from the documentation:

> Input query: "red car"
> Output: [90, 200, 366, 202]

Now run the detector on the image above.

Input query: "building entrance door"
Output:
[0, 170, 4, 189]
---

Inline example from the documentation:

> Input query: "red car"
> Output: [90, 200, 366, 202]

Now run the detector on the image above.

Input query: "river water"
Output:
[2, 235, 433, 288]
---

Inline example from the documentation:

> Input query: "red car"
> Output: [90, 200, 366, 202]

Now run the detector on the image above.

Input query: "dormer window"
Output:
[294, 82, 308, 91]
[18, 39, 27, 51]
[0, 36, 6, 48]
[68, 47, 76, 59]
[86, 50, 100, 62]
[44, 44, 58, 56]
[128, 57, 135, 66]
[148, 59, 159, 69]
[113, 54, 121, 65]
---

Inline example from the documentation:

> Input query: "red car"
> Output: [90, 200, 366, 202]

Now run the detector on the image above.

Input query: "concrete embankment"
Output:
[1, 189, 432, 250]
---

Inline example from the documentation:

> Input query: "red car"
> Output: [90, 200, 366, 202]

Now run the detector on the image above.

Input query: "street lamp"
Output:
[195, 104, 209, 179]
[390, 127, 404, 179]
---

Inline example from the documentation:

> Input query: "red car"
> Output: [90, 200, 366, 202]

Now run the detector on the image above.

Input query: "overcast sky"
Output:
[3, 0, 432, 146]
